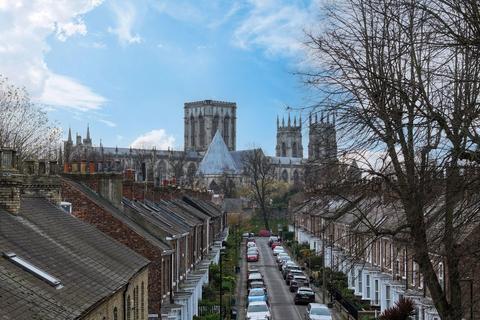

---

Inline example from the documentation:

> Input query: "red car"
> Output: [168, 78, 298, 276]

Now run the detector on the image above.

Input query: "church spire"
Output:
[277, 115, 280, 129]
[299, 115, 302, 128]
[282, 117, 285, 127]
[294, 115, 297, 127]
[67, 127, 72, 143]
[288, 113, 291, 127]
[86, 124, 90, 140]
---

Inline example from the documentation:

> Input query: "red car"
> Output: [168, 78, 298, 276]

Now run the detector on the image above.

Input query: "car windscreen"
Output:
[298, 289, 313, 295]
[311, 308, 331, 315]
[247, 304, 268, 312]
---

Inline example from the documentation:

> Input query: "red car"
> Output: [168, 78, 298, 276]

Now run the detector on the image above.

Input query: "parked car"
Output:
[247, 247, 259, 254]
[268, 236, 279, 246]
[247, 241, 257, 248]
[273, 246, 285, 256]
[247, 251, 259, 262]
[304, 303, 332, 319]
[247, 288, 268, 304]
[289, 275, 309, 292]
[258, 229, 271, 237]
[282, 264, 302, 278]
[294, 287, 316, 305]
[278, 258, 293, 271]
[248, 266, 260, 274]
[246, 301, 271, 320]
[286, 269, 304, 285]
[248, 281, 266, 291]
[281, 261, 297, 273]
[276, 252, 290, 263]
[242, 232, 251, 239]
[248, 273, 264, 287]
[271, 242, 282, 250]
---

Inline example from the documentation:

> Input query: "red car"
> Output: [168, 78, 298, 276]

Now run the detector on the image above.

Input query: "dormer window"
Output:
[3, 252, 63, 289]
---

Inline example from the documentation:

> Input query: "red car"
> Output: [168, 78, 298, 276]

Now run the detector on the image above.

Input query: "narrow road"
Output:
[251, 238, 307, 320]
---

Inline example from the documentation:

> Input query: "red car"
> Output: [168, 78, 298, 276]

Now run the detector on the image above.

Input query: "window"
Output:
[438, 263, 444, 290]
[374, 279, 380, 304]
[113, 307, 118, 320]
[403, 249, 407, 278]
[190, 115, 195, 146]
[127, 295, 131, 320]
[358, 270, 363, 293]
[412, 262, 418, 286]
[281, 142, 287, 157]
[135, 285, 139, 320]
[292, 142, 298, 157]
[223, 116, 230, 145]
[366, 274, 371, 298]
[386, 285, 391, 308]
[346, 268, 353, 288]
[141, 282, 145, 319]
[419, 273, 424, 289]
[199, 115, 205, 146]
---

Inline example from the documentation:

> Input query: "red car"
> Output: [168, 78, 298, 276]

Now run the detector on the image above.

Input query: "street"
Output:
[249, 238, 310, 320]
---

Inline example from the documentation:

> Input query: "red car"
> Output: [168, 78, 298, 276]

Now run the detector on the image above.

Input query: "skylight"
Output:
[3, 252, 63, 289]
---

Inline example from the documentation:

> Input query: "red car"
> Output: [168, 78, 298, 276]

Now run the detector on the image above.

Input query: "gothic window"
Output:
[199, 114, 205, 147]
[293, 170, 300, 184]
[212, 114, 219, 137]
[113, 307, 118, 320]
[135, 285, 139, 320]
[141, 282, 145, 319]
[281, 142, 287, 157]
[127, 295, 131, 320]
[190, 115, 195, 147]
[223, 116, 230, 146]
[281, 170, 288, 182]
[292, 142, 297, 157]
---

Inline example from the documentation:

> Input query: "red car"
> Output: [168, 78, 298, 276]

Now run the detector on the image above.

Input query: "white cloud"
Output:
[108, 1, 142, 45]
[0, 0, 106, 110]
[98, 119, 117, 127]
[38, 73, 107, 111]
[233, 0, 322, 57]
[131, 129, 176, 150]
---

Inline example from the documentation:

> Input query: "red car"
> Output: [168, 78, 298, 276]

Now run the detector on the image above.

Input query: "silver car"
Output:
[305, 303, 332, 320]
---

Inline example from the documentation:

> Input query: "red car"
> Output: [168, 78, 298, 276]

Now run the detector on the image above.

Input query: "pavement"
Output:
[238, 237, 343, 320]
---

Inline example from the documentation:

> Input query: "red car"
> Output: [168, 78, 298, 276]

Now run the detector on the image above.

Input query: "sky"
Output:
[0, 0, 324, 155]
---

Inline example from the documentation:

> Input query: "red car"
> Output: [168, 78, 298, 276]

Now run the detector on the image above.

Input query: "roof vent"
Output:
[3, 252, 63, 289]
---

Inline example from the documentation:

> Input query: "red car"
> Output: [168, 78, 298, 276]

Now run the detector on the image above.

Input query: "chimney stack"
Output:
[0, 149, 22, 214]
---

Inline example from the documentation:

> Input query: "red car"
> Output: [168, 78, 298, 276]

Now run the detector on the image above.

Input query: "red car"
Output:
[247, 252, 259, 262]
[271, 242, 282, 250]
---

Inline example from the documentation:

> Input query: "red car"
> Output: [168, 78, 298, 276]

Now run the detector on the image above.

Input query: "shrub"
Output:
[379, 297, 415, 320]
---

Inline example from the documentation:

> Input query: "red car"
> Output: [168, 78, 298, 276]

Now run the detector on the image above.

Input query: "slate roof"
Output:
[197, 131, 240, 176]
[182, 196, 223, 218]
[268, 156, 305, 165]
[62, 177, 173, 254]
[230, 149, 259, 172]
[0, 197, 149, 320]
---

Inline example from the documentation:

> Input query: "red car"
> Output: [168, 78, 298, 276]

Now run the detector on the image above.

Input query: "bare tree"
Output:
[0, 75, 60, 159]
[167, 151, 186, 184]
[302, 0, 480, 319]
[218, 172, 237, 198]
[242, 148, 275, 230]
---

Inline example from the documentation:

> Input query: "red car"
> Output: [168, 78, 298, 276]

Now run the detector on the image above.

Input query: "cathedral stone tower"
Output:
[308, 112, 337, 163]
[275, 114, 303, 158]
[184, 100, 237, 152]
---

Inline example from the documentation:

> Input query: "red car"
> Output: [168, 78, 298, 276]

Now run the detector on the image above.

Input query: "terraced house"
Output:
[294, 181, 480, 320]
[60, 169, 226, 320]
[0, 149, 150, 320]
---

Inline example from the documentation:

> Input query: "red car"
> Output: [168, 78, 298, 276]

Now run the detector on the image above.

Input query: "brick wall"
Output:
[61, 180, 170, 314]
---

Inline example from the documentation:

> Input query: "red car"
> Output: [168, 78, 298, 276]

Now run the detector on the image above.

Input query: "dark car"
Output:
[289, 275, 309, 292]
[286, 270, 304, 285]
[282, 265, 302, 279]
[294, 287, 315, 305]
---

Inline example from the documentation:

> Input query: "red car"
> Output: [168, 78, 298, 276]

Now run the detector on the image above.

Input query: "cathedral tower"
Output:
[308, 112, 337, 163]
[184, 100, 237, 152]
[275, 114, 303, 158]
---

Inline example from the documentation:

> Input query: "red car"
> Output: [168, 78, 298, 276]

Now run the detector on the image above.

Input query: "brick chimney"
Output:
[0, 149, 22, 214]
[22, 159, 61, 205]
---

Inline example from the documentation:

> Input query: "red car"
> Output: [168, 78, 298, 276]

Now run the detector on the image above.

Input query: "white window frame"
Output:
[385, 285, 391, 309]
[358, 269, 363, 293]
[366, 274, 371, 299]
[438, 262, 444, 290]
[374, 279, 380, 305]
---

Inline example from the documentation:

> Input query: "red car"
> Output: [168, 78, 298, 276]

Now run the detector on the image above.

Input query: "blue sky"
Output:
[0, 0, 323, 155]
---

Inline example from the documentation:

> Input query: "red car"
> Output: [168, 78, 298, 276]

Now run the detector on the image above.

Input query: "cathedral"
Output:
[63, 99, 357, 191]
